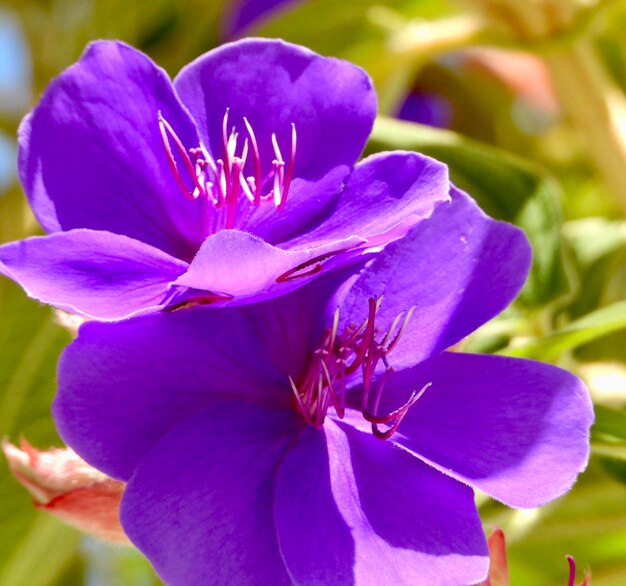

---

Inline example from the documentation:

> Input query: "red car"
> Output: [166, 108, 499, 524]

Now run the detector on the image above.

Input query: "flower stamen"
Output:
[290, 297, 428, 439]
[158, 112, 203, 201]
[157, 110, 296, 231]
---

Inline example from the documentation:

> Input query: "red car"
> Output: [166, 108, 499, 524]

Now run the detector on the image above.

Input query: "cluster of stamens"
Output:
[289, 298, 430, 440]
[158, 109, 296, 230]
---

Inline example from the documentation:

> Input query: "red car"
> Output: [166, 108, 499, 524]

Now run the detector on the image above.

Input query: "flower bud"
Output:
[2, 439, 129, 544]
[478, 528, 509, 586]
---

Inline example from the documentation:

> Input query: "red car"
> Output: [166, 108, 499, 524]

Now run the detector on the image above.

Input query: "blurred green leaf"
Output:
[367, 116, 572, 307]
[564, 218, 626, 317]
[0, 516, 80, 586]
[502, 299, 626, 359]
[249, 0, 402, 56]
[81, 539, 163, 586]
[0, 274, 79, 583]
[251, 1, 471, 114]
[591, 409, 626, 483]
[594, 404, 626, 442]
[592, 442, 626, 462]
[598, 457, 626, 486]
[485, 462, 626, 586]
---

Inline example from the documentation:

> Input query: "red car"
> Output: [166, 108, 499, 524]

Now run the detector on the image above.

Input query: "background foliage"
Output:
[0, 0, 625, 584]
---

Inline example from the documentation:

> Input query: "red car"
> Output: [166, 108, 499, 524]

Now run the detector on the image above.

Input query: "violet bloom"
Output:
[0, 39, 449, 320]
[54, 188, 593, 585]
[396, 90, 453, 129]
[222, 0, 303, 39]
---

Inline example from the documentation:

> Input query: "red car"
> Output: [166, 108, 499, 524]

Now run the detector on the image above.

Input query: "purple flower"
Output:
[0, 38, 449, 320]
[222, 0, 302, 39]
[396, 90, 453, 129]
[53, 187, 593, 585]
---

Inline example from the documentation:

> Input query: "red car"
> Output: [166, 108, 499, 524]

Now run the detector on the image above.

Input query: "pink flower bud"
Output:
[478, 528, 509, 586]
[2, 439, 130, 544]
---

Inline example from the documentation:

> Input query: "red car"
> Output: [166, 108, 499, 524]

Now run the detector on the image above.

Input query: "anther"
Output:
[366, 383, 431, 440]
[290, 298, 423, 439]
[159, 109, 296, 231]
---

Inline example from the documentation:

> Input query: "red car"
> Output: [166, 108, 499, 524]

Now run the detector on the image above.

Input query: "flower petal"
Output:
[0, 229, 187, 320]
[378, 352, 593, 507]
[55, 313, 286, 480]
[275, 421, 488, 586]
[173, 229, 365, 306]
[174, 38, 376, 243]
[121, 403, 300, 586]
[19, 41, 204, 260]
[285, 151, 450, 250]
[222, 0, 296, 38]
[54, 272, 352, 480]
[340, 186, 531, 367]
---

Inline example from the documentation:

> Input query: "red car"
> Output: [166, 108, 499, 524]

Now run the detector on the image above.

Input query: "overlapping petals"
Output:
[275, 422, 488, 585]
[1, 38, 450, 320]
[339, 186, 532, 367]
[54, 187, 593, 585]
[372, 352, 593, 507]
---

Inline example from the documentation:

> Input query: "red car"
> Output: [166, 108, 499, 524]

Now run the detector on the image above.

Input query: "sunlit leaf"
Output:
[593, 405, 626, 442]
[502, 300, 626, 359]
[0, 279, 81, 584]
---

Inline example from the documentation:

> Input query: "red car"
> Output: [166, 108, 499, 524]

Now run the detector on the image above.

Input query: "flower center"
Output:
[289, 298, 430, 439]
[158, 110, 296, 231]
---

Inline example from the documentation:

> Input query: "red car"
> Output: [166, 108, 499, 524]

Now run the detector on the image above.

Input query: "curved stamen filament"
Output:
[279, 124, 297, 211]
[290, 298, 427, 439]
[158, 112, 204, 201]
[366, 382, 431, 440]
[158, 110, 296, 231]
[243, 117, 262, 205]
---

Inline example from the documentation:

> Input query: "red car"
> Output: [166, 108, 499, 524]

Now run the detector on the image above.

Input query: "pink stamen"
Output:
[366, 383, 430, 440]
[215, 160, 226, 206]
[567, 556, 576, 586]
[158, 109, 295, 232]
[566, 556, 590, 586]
[226, 159, 243, 229]
[278, 123, 297, 211]
[158, 112, 200, 201]
[221, 109, 231, 188]
[243, 117, 263, 205]
[290, 298, 426, 438]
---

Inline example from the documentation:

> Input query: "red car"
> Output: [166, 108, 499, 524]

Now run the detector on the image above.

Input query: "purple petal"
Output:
[55, 311, 287, 480]
[377, 352, 593, 507]
[340, 186, 531, 368]
[173, 229, 364, 306]
[275, 427, 356, 585]
[19, 41, 204, 260]
[285, 151, 450, 249]
[174, 38, 376, 243]
[396, 90, 453, 129]
[121, 403, 300, 585]
[0, 229, 187, 320]
[275, 421, 488, 586]
[54, 271, 352, 480]
[223, 0, 302, 38]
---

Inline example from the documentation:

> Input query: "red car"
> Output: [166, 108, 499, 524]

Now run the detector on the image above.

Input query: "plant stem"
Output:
[546, 39, 626, 214]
